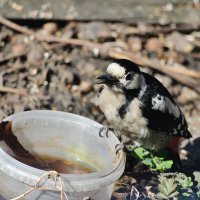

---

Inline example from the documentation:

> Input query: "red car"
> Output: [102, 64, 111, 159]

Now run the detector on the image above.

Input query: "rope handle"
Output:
[10, 171, 68, 200]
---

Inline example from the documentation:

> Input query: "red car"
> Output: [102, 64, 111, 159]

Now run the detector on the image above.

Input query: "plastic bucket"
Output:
[0, 110, 125, 200]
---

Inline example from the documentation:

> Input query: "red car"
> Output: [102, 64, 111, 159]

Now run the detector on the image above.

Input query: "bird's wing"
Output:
[141, 73, 191, 138]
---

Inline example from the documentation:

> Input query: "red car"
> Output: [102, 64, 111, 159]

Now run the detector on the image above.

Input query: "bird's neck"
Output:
[124, 88, 140, 101]
[124, 75, 147, 100]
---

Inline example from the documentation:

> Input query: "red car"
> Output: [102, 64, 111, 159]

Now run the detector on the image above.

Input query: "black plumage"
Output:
[140, 73, 191, 138]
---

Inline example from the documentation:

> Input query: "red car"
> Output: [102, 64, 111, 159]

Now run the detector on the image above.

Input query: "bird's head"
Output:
[97, 59, 144, 92]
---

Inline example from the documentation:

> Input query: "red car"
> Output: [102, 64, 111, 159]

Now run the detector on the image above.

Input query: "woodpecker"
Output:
[96, 59, 191, 151]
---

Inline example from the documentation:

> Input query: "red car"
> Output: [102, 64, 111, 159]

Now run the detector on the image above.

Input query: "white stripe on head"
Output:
[107, 63, 125, 78]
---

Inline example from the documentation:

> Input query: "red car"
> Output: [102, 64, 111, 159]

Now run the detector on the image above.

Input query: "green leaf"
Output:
[131, 147, 173, 172]
[132, 147, 149, 159]
[143, 158, 153, 167]
[157, 192, 168, 199]
[152, 157, 173, 172]
[161, 160, 173, 170]
[168, 191, 179, 198]
[182, 192, 190, 197]
[177, 173, 193, 189]
[158, 177, 178, 199]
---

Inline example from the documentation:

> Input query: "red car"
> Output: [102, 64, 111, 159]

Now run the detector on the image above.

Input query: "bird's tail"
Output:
[166, 137, 183, 154]
[183, 129, 192, 139]
[166, 137, 184, 171]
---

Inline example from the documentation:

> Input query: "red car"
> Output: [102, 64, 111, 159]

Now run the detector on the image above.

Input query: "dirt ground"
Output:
[0, 18, 200, 199]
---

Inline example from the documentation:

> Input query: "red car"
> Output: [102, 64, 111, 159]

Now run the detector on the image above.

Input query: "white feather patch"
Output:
[107, 63, 125, 78]
[152, 94, 180, 118]
[139, 76, 147, 97]
[124, 99, 149, 138]
[98, 85, 126, 123]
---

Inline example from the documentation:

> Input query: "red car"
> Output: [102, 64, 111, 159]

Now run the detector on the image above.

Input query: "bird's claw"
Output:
[99, 126, 114, 137]
[115, 142, 124, 155]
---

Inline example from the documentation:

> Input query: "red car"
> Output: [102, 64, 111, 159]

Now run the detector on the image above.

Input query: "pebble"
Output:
[127, 37, 142, 52]
[154, 74, 172, 88]
[137, 22, 154, 34]
[80, 81, 93, 93]
[28, 45, 44, 66]
[63, 71, 74, 84]
[11, 43, 27, 55]
[145, 37, 163, 52]
[177, 87, 199, 104]
[38, 23, 58, 35]
[78, 22, 111, 40]
[165, 32, 194, 53]
[29, 68, 38, 76]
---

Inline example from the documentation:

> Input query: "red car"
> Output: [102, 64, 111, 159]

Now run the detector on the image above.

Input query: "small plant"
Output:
[131, 147, 200, 199]
[157, 172, 200, 199]
[157, 177, 179, 199]
[132, 147, 173, 172]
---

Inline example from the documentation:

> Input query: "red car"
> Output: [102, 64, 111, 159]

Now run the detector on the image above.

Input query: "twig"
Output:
[48, 43, 67, 50]
[130, 186, 140, 200]
[0, 86, 28, 96]
[1, 16, 200, 93]
[165, 71, 200, 94]
[0, 52, 26, 64]
[0, 15, 96, 48]
[157, 24, 200, 34]
[0, 16, 33, 35]
[191, 53, 200, 59]
[165, 64, 200, 78]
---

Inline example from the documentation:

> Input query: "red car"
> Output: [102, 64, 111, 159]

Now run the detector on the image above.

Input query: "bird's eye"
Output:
[126, 73, 133, 80]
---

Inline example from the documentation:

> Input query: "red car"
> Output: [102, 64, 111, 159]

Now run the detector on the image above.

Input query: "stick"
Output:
[0, 52, 26, 64]
[0, 15, 95, 47]
[0, 16, 33, 35]
[0, 86, 28, 96]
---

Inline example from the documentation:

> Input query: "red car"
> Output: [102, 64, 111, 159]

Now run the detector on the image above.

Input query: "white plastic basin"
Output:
[0, 110, 125, 200]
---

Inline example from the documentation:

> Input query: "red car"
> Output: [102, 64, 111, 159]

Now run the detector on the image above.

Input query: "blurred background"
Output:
[0, 0, 200, 199]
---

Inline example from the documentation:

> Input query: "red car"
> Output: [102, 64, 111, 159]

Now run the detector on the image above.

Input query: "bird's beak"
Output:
[96, 74, 115, 84]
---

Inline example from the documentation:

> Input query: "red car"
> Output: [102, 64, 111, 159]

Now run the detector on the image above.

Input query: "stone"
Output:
[145, 37, 163, 52]
[165, 32, 194, 53]
[80, 81, 93, 93]
[177, 87, 199, 104]
[43, 22, 58, 34]
[128, 37, 142, 52]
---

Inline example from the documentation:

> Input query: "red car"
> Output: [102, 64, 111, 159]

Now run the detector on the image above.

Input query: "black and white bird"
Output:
[96, 59, 191, 151]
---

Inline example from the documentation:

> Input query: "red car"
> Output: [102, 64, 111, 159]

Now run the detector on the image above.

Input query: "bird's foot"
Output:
[115, 142, 124, 155]
[99, 126, 112, 137]
[98, 126, 124, 154]
[99, 126, 120, 138]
